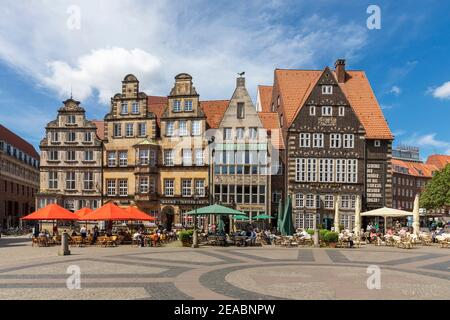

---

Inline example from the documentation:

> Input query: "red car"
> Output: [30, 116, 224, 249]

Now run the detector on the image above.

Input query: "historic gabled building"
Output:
[37, 98, 102, 211]
[0, 125, 39, 228]
[211, 76, 271, 222]
[265, 59, 393, 230]
[256, 85, 285, 218]
[103, 75, 159, 216]
[157, 73, 210, 228]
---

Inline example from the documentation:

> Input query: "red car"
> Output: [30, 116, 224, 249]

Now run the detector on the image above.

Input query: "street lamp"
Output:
[192, 191, 199, 248]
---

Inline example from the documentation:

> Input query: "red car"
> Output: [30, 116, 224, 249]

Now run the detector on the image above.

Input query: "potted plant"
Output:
[324, 231, 339, 248]
[319, 229, 329, 241]
[179, 230, 194, 247]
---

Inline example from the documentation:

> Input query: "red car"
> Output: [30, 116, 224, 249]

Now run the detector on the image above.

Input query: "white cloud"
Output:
[416, 134, 450, 148]
[42, 47, 162, 104]
[403, 133, 450, 156]
[431, 81, 450, 99]
[0, 0, 369, 106]
[390, 86, 401, 95]
[392, 129, 406, 137]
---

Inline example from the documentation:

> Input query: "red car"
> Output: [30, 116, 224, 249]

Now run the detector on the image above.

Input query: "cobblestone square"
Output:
[0, 236, 449, 300]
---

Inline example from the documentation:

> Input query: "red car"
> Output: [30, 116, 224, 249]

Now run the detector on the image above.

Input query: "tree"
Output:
[420, 164, 450, 209]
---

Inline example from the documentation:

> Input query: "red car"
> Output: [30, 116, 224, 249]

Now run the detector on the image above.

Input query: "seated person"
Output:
[369, 231, 377, 242]
[250, 230, 257, 245]
[225, 233, 234, 245]
[299, 230, 311, 240]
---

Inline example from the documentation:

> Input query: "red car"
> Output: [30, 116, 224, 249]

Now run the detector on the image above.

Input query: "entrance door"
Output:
[161, 206, 175, 231]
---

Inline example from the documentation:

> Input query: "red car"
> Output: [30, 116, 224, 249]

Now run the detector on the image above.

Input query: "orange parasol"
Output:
[81, 202, 134, 221]
[125, 206, 156, 221]
[21, 204, 78, 221]
[74, 207, 94, 219]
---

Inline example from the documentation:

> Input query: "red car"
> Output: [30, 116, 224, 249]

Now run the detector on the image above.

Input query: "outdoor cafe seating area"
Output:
[22, 202, 177, 248]
[21, 197, 450, 250]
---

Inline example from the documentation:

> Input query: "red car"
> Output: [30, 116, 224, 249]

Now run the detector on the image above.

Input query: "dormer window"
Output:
[237, 102, 245, 119]
[184, 100, 193, 111]
[322, 85, 333, 95]
[309, 106, 316, 116]
[120, 102, 128, 115]
[131, 102, 139, 114]
[173, 100, 181, 112]
[322, 106, 332, 116]
[67, 115, 75, 124]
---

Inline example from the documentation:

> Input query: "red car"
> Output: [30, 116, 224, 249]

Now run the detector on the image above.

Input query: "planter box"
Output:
[181, 241, 192, 247]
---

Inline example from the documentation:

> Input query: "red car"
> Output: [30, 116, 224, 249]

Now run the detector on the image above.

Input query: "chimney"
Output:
[335, 59, 346, 83]
[236, 76, 245, 88]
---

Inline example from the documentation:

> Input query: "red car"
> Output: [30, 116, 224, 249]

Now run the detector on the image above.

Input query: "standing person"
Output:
[92, 225, 99, 244]
[80, 226, 87, 240]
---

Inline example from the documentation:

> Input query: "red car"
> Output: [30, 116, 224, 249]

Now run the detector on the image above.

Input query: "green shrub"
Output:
[319, 229, 329, 240]
[324, 231, 339, 243]
[306, 229, 315, 236]
[317, 224, 324, 230]
[179, 230, 193, 243]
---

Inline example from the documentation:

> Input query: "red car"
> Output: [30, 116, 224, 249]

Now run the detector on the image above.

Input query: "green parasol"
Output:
[253, 214, 274, 220]
[280, 194, 295, 236]
[277, 199, 284, 233]
[217, 216, 226, 232]
[185, 204, 244, 216]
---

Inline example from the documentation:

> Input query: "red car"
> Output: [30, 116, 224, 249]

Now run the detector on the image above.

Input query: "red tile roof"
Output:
[257, 85, 273, 112]
[273, 68, 393, 139]
[0, 124, 39, 159]
[426, 154, 450, 170]
[92, 121, 105, 140]
[274, 69, 322, 128]
[147, 96, 168, 127]
[338, 71, 393, 140]
[392, 159, 438, 178]
[148, 96, 168, 105]
[258, 112, 285, 150]
[201, 100, 229, 129]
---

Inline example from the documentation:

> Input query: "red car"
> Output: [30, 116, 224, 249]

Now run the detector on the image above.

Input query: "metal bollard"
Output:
[58, 231, 71, 256]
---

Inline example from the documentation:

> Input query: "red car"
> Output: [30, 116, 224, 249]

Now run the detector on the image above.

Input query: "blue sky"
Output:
[0, 0, 449, 159]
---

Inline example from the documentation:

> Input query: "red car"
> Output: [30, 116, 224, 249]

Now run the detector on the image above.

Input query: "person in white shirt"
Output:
[80, 226, 87, 239]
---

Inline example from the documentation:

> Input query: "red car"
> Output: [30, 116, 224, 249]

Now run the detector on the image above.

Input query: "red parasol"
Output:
[21, 204, 78, 221]
[125, 206, 156, 221]
[81, 202, 134, 221]
[74, 207, 94, 219]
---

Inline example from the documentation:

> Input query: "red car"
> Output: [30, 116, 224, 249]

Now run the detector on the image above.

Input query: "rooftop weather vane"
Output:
[238, 71, 245, 77]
